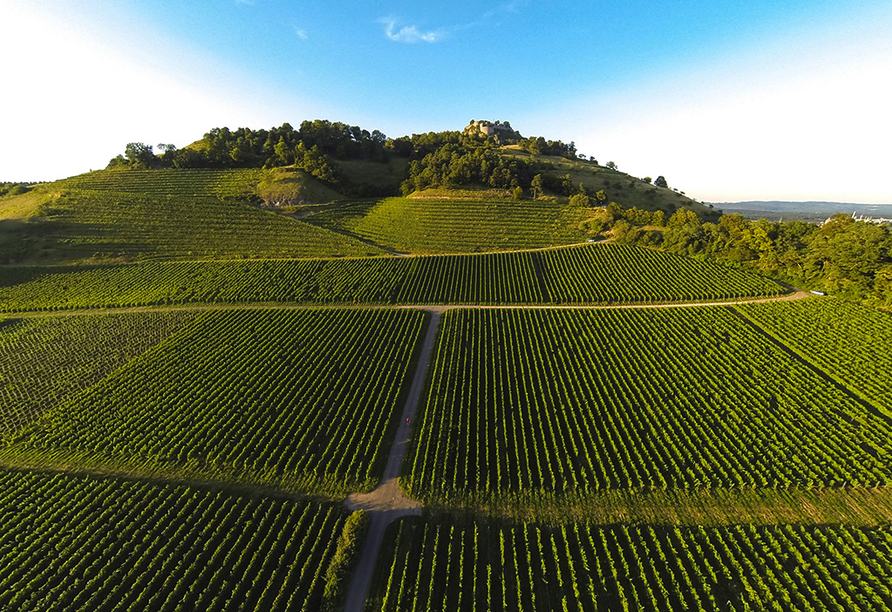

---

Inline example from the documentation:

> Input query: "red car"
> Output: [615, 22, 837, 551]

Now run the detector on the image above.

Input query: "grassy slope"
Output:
[0, 169, 382, 264]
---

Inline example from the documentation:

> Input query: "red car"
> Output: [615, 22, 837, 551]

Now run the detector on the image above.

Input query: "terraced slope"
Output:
[0, 244, 783, 312]
[306, 196, 595, 253]
[5, 169, 381, 263]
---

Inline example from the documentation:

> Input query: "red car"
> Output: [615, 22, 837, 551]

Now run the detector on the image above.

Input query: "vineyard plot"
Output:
[737, 297, 892, 415]
[405, 308, 892, 503]
[0, 244, 782, 312]
[369, 516, 892, 611]
[0, 311, 204, 436]
[0, 469, 360, 612]
[29, 188, 377, 261]
[306, 196, 592, 253]
[1, 308, 427, 495]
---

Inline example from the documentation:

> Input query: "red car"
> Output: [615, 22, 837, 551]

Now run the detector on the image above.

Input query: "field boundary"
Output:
[3, 288, 809, 319]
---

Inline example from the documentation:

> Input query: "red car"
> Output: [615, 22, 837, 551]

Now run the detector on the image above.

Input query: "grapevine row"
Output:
[406, 307, 892, 502]
[737, 297, 892, 415]
[1, 308, 427, 495]
[0, 244, 782, 312]
[0, 469, 359, 612]
[370, 517, 892, 611]
[0, 311, 203, 436]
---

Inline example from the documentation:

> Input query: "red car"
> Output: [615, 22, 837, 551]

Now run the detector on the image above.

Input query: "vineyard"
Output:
[0, 311, 203, 436]
[737, 297, 892, 415]
[1, 309, 427, 496]
[58, 168, 268, 199]
[0, 243, 783, 312]
[305, 196, 594, 253]
[0, 469, 361, 612]
[368, 516, 892, 611]
[405, 307, 892, 504]
[28, 187, 378, 262]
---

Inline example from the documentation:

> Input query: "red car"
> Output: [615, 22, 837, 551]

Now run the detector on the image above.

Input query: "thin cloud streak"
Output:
[379, 17, 444, 43]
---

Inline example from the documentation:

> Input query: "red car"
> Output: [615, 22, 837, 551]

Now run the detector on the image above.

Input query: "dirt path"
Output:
[3, 288, 812, 320]
[342, 310, 440, 612]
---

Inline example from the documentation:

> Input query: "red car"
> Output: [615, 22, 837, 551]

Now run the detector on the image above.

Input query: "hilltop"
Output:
[0, 119, 715, 265]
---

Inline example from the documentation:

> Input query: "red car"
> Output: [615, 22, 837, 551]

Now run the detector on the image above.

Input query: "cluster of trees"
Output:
[108, 120, 389, 171]
[518, 136, 577, 158]
[400, 143, 537, 194]
[607, 206, 892, 306]
[0, 182, 33, 197]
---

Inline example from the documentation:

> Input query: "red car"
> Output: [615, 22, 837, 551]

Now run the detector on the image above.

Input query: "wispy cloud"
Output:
[378, 17, 445, 43]
[293, 25, 308, 41]
[379, 3, 528, 44]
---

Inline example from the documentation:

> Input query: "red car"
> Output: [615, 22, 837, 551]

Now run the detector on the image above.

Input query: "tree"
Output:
[530, 174, 543, 199]
[512, 186, 524, 200]
[569, 193, 590, 208]
[124, 142, 156, 168]
[642, 177, 652, 184]
[594, 189, 608, 207]
[654, 175, 668, 188]
[606, 161, 617, 170]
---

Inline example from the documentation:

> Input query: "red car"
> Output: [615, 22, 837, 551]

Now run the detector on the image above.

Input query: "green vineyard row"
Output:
[738, 297, 892, 415]
[306, 196, 592, 253]
[1, 309, 427, 496]
[31, 189, 377, 261]
[0, 311, 203, 437]
[0, 469, 359, 612]
[405, 307, 892, 503]
[369, 516, 892, 611]
[0, 244, 782, 312]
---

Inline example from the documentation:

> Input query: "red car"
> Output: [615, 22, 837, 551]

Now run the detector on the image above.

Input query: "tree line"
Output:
[605, 206, 892, 307]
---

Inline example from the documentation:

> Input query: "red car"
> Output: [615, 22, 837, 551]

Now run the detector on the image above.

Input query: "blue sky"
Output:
[2, 0, 890, 203]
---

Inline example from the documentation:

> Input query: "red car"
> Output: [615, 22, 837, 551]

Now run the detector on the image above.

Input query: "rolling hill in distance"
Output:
[1, 118, 892, 611]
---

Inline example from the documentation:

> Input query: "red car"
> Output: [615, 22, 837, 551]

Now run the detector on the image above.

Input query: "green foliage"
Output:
[0, 182, 32, 197]
[654, 175, 668, 188]
[0, 244, 781, 312]
[0, 311, 203, 437]
[371, 517, 892, 611]
[322, 510, 368, 609]
[406, 307, 892, 503]
[0, 470, 353, 611]
[615, 206, 892, 306]
[1, 309, 426, 496]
